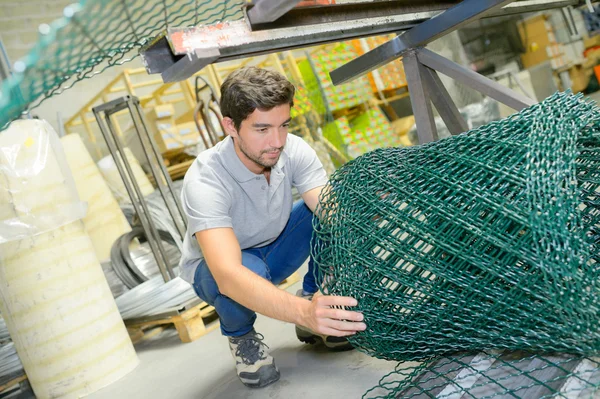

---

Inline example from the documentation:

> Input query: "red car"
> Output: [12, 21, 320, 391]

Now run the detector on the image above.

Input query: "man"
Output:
[178, 66, 366, 388]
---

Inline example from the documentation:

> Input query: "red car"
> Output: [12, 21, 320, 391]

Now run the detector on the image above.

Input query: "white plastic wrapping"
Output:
[60, 134, 131, 262]
[0, 120, 86, 243]
[97, 147, 154, 204]
[0, 120, 138, 399]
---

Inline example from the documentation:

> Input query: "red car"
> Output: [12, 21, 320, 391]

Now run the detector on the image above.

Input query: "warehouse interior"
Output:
[1, 0, 600, 398]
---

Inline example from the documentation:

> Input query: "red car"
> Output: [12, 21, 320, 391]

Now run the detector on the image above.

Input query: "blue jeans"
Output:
[192, 200, 318, 337]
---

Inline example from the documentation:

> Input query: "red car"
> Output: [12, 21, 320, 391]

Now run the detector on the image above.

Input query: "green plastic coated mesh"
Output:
[0, 0, 245, 129]
[313, 91, 600, 397]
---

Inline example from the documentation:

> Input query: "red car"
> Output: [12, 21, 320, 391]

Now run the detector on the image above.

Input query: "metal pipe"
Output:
[93, 104, 173, 283]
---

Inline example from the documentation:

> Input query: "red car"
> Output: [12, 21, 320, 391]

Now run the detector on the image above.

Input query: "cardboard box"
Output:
[150, 104, 175, 120]
[584, 35, 600, 50]
[518, 15, 552, 46]
[569, 64, 592, 93]
[174, 122, 197, 137]
[521, 49, 550, 69]
[546, 43, 565, 57]
[153, 126, 181, 153]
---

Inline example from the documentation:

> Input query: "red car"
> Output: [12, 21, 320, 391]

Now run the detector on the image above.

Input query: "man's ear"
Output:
[222, 117, 238, 138]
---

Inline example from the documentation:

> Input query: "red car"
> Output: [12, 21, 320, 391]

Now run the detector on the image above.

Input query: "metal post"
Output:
[403, 51, 437, 144]
[420, 66, 469, 135]
[93, 102, 175, 282]
[128, 99, 187, 239]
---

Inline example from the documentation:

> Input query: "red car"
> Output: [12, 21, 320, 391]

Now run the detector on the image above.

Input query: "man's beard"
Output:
[237, 137, 283, 169]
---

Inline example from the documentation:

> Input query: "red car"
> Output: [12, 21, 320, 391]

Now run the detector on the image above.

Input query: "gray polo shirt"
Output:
[178, 134, 328, 284]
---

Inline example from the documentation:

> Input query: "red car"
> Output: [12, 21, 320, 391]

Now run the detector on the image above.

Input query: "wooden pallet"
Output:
[126, 271, 301, 344]
[0, 374, 27, 396]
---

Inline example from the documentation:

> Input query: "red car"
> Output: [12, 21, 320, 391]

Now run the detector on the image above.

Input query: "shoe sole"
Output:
[295, 326, 355, 351]
[239, 364, 280, 388]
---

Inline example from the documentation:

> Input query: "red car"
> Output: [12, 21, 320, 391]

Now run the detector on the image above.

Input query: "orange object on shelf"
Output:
[594, 65, 600, 86]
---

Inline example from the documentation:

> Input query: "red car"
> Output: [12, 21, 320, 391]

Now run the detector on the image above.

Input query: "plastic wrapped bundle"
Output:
[0, 120, 138, 398]
[61, 134, 132, 261]
[314, 92, 600, 397]
[97, 147, 154, 204]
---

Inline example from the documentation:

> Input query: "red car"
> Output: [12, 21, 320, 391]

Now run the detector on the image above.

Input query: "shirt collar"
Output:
[219, 136, 288, 182]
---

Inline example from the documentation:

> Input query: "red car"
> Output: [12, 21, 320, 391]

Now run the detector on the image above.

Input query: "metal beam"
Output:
[403, 51, 437, 144]
[161, 48, 220, 83]
[421, 66, 469, 135]
[330, 0, 515, 85]
[248, 1, 461, 31]
[140, 0, 579, 82]
[417, 48, 536, 111]
[247, 0, 303, 25]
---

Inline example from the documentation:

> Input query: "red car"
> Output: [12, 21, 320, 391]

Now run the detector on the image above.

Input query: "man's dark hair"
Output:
[220, 67, 295, 130]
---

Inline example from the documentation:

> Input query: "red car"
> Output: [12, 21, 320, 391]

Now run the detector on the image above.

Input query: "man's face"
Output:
[225, 104, 291, 173]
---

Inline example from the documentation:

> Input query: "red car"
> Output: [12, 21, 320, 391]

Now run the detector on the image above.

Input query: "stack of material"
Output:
[323, 108, 397, 159]
[349, 108, 397, 150]
[299, 43, 371, 114]
[0, 120, 138, 399]
[97, 147, 155, 204]
[61, 134, 132, 261]
[314, 92, 600, 397]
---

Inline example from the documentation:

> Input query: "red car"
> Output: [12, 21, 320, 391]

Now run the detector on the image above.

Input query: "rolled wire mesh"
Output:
[313, 92, 600, 397]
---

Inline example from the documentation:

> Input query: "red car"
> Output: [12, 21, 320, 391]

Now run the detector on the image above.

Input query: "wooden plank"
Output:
[125, 272, 301, 343]
[0, 374, 27, 394]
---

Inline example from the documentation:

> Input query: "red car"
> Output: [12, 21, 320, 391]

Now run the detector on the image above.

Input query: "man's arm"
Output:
[196, 227, 366, 337]
[301, 185, 324, 214]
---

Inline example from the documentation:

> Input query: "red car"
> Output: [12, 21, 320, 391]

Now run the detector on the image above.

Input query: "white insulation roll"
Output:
[0, 120, 138, 399]
[60, 134, 131, 262]
[97, 147, 154, 203]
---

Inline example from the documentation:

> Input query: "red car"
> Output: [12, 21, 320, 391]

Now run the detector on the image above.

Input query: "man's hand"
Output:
[301, 292, 366, 337]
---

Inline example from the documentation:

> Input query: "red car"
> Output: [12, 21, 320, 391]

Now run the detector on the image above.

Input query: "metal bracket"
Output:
[417, 48, 535, 111]
[246, 0, 303, 25]
[139, 0, 577, 83]
[330, 0, 515, 85]
[421, 65, 469, 136]
[161, 48, 220, 83]
[402, 47, 536, 144]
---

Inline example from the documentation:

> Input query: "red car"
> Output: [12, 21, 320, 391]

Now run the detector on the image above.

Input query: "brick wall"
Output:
[0, 0, 71, 63]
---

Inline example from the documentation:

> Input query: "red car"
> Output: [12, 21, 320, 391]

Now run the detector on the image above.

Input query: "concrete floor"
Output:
[89, 265, 397, 399]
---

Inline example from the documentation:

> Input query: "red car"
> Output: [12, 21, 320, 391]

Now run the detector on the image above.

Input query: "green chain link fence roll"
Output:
[313, 91, 600, 397]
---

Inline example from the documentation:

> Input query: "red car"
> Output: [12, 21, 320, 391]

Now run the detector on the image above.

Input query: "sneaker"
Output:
[228, 330, 280, 388]
[295, 289, 355, 351]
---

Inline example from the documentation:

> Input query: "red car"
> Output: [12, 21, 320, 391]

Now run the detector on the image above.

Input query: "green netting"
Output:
[0, 0, 245, 129]
[365, 351, 600, 398]
[313, 91, 600, 397]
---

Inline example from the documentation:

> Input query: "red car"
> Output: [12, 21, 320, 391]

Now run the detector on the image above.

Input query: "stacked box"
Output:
[290, 84, 313, 118]
[323, 116, 370, 159]
[144, 104, 178, 152]
[352, 35, 407, 92]
[174, 122, 200, 147]
[323, 108, 395, 159]
[349, 108, 397, 152]
[145, 104, 201, 152]
[298, 44, 372, 113]
[323, 117, 352, 153]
